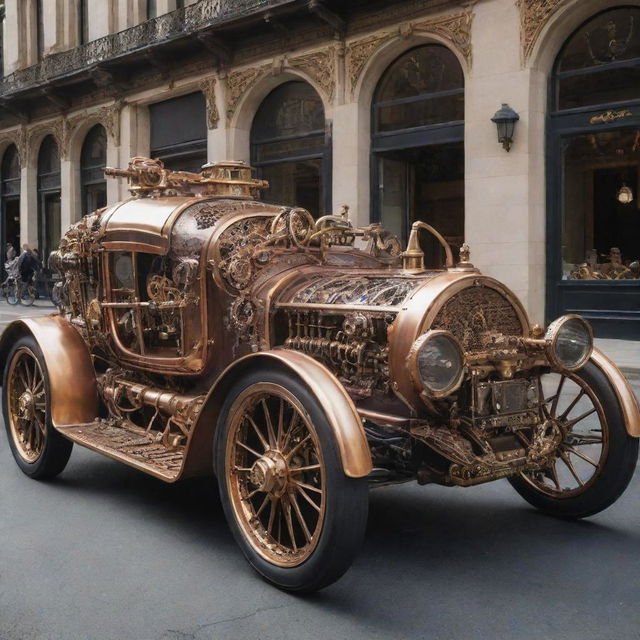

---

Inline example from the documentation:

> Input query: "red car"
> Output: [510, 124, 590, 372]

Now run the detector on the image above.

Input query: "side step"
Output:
[58, 421, 184, 482]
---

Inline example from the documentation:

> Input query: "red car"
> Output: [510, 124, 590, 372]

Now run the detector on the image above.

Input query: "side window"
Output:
[107, 251, 201, 359]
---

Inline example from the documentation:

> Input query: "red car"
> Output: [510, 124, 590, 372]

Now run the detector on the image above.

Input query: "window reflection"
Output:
[562, 129, 640, 280]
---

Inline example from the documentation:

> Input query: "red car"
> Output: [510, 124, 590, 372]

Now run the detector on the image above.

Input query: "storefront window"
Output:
[372, 45, 464, 267]
[37, 136, 61, 260]
[81, 124, 107, 215]
[562, 129, 640, 280]
[251, 81, 329, 217]
[556, 8, 640, 111]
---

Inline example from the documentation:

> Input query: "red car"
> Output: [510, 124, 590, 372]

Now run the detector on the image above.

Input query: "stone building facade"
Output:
[0, 0, 639, 337]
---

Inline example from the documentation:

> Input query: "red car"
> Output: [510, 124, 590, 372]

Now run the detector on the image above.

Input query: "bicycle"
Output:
[1, 262, 37, 306]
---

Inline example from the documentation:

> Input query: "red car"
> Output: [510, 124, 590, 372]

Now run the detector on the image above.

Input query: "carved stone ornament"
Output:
[288, 47, 336, 101]
[26, 118, 68, 161]
[517, 0, 564, 63]
[347, 9, 474, 96]
[0, 127, 28, 165]
[67, 101, 123, 149]
[226, 65, 269, 122]
[200, 77, 220, 129]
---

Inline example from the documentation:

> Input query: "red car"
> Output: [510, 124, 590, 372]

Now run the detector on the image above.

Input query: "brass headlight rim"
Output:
[544, 314, 594, 373]
[406, 329, 466, 399]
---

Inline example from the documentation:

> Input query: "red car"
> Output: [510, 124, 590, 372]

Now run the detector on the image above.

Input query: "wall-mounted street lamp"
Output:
[491, 103, 520, 152]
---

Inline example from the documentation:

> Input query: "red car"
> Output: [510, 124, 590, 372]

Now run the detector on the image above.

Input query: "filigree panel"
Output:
[347, 32, 394, 97]
[200, 77, 220, 129]
[517, 0, 564, 62]
[226, 65, 269, 122]
[413, 9, 474, 66]
[288, 47, 336, 101]
[67, 101, 123, 148]
[26, 118, 67, 161]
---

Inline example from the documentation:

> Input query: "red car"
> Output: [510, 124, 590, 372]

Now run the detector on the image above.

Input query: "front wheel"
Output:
[2, 336, 73, 479]
[509, 361, 638, 518]
[5, 281, 18, 305]
[215, 369, 369, 592]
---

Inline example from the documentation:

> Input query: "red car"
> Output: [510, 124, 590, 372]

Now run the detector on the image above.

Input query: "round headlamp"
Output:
[544, 314, 593, 371]
[407, 330, 465, 398]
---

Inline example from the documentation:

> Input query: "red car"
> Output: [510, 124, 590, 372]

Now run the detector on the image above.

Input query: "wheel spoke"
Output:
[559, 450, 584, 487]
[255, 493, 271, 519]
[295, 484, 321, 512]
[290, 493, 312, 543]
[286, 434, 311, 460]
[290, 464, 321, 473]
[261, 399, 277, 448]
[267, 497, 278, 537]
[276, 398, 284, 449]
[564, 407, 597, 430]
[548, 459, 562, 491]
[244, 414, 269, 452]
[291, 478, 322, 494]
[550, 375, 565, 417]
[235, 440, 261, 459]
[282, 496, 297, 552]
[281, 412, 299, 453]
[563, 445, 599, 468]
[559, 389, 585, 421]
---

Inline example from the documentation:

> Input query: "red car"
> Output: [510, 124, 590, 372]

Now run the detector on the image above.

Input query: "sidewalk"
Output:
[595, 338, 640, 378]
[0, 301, 637, 377]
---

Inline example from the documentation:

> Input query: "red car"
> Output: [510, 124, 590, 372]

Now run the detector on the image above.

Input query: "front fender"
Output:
[590, 347, 640, 437]
[182, 349, 372, 479]
[0, 316, 98, 428]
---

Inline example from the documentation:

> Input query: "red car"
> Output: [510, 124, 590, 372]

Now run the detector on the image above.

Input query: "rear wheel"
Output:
[2, 336, 73, 479]
[19, 282, 36, 306]
[6, 281, 18, 305]
[509, 362, 638, 518]
[215, 369, 368, 592]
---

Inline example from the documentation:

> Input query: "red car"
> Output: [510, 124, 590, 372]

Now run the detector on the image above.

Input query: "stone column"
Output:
[463, 0, 545, 324]
[59, 157, 78, 231]
[20, 166, 38, 249]
[331, 101, 370, 228]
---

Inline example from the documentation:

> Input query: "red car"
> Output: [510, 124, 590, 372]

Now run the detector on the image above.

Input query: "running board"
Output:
[57, 421, 184, 482]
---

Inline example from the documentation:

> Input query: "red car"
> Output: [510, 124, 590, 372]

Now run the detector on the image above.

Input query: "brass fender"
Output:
[0, 316, 98, 428]
[182, 349, 372, 479]
[590, 347, 640, 437]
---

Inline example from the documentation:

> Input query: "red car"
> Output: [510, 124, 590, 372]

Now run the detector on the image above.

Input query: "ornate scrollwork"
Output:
[288, 47, 336, 101]
[199, 77, 220, 129]
[226, 65, 269, 121]
[517, 0, 564, 63]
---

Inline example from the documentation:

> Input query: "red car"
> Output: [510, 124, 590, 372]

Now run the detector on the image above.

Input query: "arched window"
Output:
[548, 7, 640, 338]
[37, 136, 61, 260]
[1, 145, 21, 258]
[371, 45, 464, 266]
[81, 124, 107, 215]
[251, 81, 330, 217]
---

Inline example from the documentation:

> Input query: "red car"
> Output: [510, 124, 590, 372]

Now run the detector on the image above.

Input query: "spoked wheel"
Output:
[19, 283, 36, 306]
[2, 336, 73, 479]
[6, 281, 18, 305]
[216, 369, 368, 592]
[510, 361, 638, 518]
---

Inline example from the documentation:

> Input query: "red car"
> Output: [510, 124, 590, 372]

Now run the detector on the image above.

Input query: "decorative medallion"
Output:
[200, 77, 220, 129]
[517, 0, 564, 63]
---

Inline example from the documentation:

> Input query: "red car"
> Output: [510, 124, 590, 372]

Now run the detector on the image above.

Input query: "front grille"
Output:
[430, 286, 524, 352]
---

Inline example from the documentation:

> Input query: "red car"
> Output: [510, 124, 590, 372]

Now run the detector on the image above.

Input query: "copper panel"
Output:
[7, 317, 98, 428]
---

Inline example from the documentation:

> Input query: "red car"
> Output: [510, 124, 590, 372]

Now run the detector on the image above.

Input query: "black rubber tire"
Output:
[509, 361, 639, 519]
[2, 335, 73, 479]
[215, 368, 369, 592]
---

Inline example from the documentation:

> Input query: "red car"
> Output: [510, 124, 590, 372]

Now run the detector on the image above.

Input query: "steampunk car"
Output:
[2, 157, 638, 592]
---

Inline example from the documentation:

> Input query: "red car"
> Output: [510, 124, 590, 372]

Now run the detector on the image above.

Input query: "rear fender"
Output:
[182, 349, 372, 479]
[0, 316, 98, 427]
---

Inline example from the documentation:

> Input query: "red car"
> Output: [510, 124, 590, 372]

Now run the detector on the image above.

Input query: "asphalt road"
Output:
[1, 305, 640, 640]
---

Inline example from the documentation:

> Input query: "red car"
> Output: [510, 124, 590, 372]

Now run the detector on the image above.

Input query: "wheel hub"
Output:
[249, 451, 288, 496]
[18, 390, 35, 420]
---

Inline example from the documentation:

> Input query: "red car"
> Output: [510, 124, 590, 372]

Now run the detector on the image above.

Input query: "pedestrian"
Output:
[5, 243, 15, 261]
[17, 244, 38, 284]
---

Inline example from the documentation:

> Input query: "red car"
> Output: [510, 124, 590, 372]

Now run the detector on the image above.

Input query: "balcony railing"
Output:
[0, 0, 294, 97]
